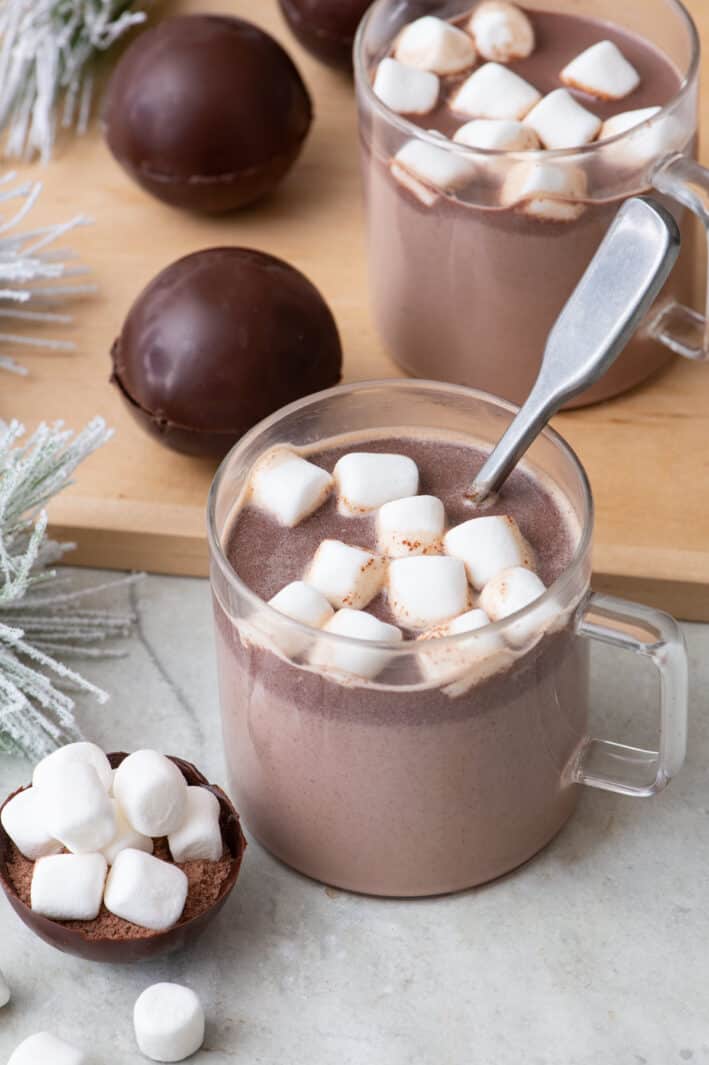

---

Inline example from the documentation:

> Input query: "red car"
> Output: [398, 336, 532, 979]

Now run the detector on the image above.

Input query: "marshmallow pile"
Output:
[371, 1, 680, 219]
[1, 743, 224, 931]
[249, 447, 559, 686]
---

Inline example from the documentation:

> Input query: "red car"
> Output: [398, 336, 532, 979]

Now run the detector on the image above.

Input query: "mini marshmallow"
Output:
[388, 556, 469, 630]
[395, 16, 476, 75]
[33, 740, 113, 792]
[469, 1, 535, 63]
[419, 608, 506, 685]
[101, 800, 153, 866]
[479, 565, 555, 647]
[105, 848, 188, 932]
[444, 514, 532, 589]
[250, 450, 333, 528]
[134, 983, 206, 1063]
[307, 540, 386, 610]
[450, 62, 541, 121]
[389, 160, 440, 207]
[31, 852, 107, 921]
[454, 118, 540, 151]
[113, 750, 188, 837]
[1, 787, 62, 860]
[501, 160, 587, 221]
[310, 608, 403, 681]
[373, 57, 440, 115]
[39, 761, 116, 854]
[600, 107, 683, 167]
[377, 495, 445, 557]
[0, 968, 9, 1008]
[600, 106, 662, 141]
[334, 452, 419, 514]
[561, 40, 640, 101]
[523, 89, 601, 150]
[168, 786, 223, 864]
[392, 138, 478, 193]
[8, 1033, 87, 1065]
[266, 580, 334, 656]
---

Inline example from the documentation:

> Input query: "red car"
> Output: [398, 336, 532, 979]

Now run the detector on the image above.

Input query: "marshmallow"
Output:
[113, 750, 188, 837]
[600, 107, 683, 167]
[250, 450, 333, 528]
[392, 138, 477, 194]
[395, 16, 476, 75]
[561, 40, 640, 101]
[334, 452, 419, 514]
[479, 565, 554, 646]
[388, 556, 469, 630]
[168, 786, 223, 864]
[450, 63, 541, 120]
[1, 787, 62, 861]
[265, 580, 335, 656]
[469, 2, 535, 63]
[454, 118, 540, 151]
[310, 609, 402, 681]
[377, 495, 445, 558]
[33, 740, 113, 793]
[600, 106, 662, 141]
[419, 608, 506, 685]
[105, 848, 188, 931]
[38, 762, 116, 854]
[101, 800, 153, 866]
[373, 57, 440, 115]
[389, 160, 440, 207]
[0, 968, 9, 1008]
[501, 160, 588, 221]
[8, 1033, 87, 1065]
[31, 852, 107, 921]
[307, 539, 386, 610]
[134, 983, 205, 1063]
[444, 514, 533, 589]
[523, 89, 601, 150]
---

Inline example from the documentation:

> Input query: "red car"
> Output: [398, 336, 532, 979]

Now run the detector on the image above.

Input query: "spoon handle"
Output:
[468, 196, 680, 503]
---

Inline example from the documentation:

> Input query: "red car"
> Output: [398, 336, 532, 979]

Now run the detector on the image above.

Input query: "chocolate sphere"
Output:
[103, 16, 313, 213]
[110, 248, 343, 458]
[278, 0, 374, 69]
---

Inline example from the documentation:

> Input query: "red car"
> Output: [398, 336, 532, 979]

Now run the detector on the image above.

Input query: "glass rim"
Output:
[353, 0, 700, 162]
[206, 379, 595, 654]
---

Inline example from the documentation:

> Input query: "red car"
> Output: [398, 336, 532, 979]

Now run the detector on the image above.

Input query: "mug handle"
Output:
[651, 152, 709, 360]
[572, 592, 688, 798]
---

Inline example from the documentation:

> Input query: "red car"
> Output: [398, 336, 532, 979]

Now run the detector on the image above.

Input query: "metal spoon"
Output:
[467, 196, 680, 504]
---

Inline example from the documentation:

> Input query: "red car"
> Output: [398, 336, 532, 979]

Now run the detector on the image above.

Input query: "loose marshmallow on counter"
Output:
[444, 514, 532, 589]
[39, 761, 116, 854]
[134, 983, 206, 1063]
[450, 62, 541, 121]
[250, 450, 333, 528]
[1, 787, 62, 861]
[392, 138, 478, 195]
[501, 160, 588, 221]
[480, 565, 555, 647]
[33, 740, 113, 793]
[388, 556, 469, 630]
[0, 968, 9, 1008]
[168, 786, 223, 864]
[395, 16, 476, 75]
[419, 608, 506, 685]
[310, 608, 403, 681]
[105, 848, 189, 932]
[469, 1, 535, 63]
[101, 800, 153, 866]
[377, 495, 445, 558]
[561, 40, 640, 101]
[31, 852, 107, 921]
[334, 452, 419, 514]
[8, 1033, 87, 1065]
[113, 749, 188, 837]
[523, 89, 601, 150]
[307, 539, 386, 610]
[373, 57, 440, 115]
[454, 118, 540, 151]
[266, 580, 334, 656]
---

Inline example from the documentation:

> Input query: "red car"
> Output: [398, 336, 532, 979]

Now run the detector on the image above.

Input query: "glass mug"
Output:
[208, 381, 688, 897]
[355, 0, 709, 407]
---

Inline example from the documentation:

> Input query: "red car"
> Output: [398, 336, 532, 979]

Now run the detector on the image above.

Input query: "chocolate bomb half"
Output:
[110, 247, 343, 458]
[278, 0, 374, 68]
[103, 15, 313, 213]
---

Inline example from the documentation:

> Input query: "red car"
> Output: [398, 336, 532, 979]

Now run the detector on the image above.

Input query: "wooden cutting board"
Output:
[2, 0, 708, 620]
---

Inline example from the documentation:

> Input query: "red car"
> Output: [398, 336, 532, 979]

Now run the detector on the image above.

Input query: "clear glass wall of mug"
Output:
[355, 0, 709, 407]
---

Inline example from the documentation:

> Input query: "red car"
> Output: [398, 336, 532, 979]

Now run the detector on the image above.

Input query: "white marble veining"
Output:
[0, 571, 707, 1065]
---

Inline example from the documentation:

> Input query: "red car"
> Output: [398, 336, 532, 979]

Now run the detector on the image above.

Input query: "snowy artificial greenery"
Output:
[0, 0, 148, 163]
[0, 417, 138, 760]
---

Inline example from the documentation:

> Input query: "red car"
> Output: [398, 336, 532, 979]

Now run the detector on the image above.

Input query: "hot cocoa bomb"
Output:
[110, 248, 343, 458]
[278, 0, 374, 68]
[102, 15, 313, 213]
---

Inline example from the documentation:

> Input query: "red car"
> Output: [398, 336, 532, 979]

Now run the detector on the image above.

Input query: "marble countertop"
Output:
[0, 571, 706, 1065]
